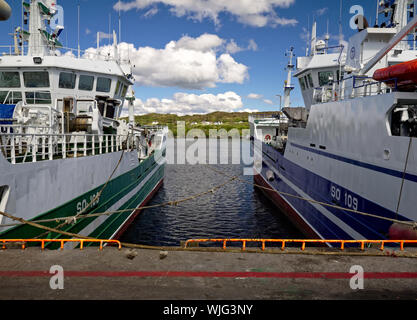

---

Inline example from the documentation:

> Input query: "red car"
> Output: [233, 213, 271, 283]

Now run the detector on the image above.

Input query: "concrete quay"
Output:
[0, 246, 416, 300]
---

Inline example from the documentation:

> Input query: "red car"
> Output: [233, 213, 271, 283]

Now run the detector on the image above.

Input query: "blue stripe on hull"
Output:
[290, 142, 417, 183]
[257, 142, 410, 240]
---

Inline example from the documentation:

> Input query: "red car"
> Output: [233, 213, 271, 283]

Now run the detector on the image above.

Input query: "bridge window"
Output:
[0, 72, 20, 88]
[304, 76, 309, 89]
[299, 77, 306, 90]
[79, 75, 94, 91]
[307, 73, 314, 88]
[115, 81, 121, 95]
[96, 77, 111, 93]
[59, 72, 76, 89]
[121, 84, 128, 98]
[319, 71, 334, 86]
[25, 91, 51, 104]
[23, 72, 50, 88]
[0, 91, 22, 104]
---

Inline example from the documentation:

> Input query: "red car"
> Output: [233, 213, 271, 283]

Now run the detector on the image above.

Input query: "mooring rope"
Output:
[205, 166, 416, 228]
[34, 136, 129, 239]
[0, 175, 237, 229]
[395, 136, 413, 220]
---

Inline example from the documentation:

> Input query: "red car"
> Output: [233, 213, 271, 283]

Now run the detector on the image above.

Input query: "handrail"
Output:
[0, 131, 135, 164]
[184, 239, 417, 251]
[0, 44, 127, 64]
[0, 239, 122, 250]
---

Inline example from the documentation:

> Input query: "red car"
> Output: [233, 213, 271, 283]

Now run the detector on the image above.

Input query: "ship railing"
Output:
[141, 125, 167, 131]
[0, 132, 136, 164]
[0, 44, 128, 64]
[313, 75, 398, 104]
[249, 113, 282, 123]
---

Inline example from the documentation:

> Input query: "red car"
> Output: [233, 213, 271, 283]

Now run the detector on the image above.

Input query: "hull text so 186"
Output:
[0, 0, 168, 247]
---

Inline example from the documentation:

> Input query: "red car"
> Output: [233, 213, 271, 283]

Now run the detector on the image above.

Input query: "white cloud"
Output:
[114, 0, 298, 28]
[239, 108, 260, 113]
[247, 93, 263, 99]
[83, 34, 249, 89]
[263, 99, 274, 105]
[226, 40, 243, 54]
[175, 34, 224, 52]
[217, 54, 248, 84]
[121, 91, 246, 116]
[226, 39, 258, 54]
[248, 39, 258, 51]
[143, 7, 158, 18]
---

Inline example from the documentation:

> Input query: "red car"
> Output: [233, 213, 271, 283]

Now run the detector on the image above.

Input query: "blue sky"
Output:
[1, 0, 379, 114]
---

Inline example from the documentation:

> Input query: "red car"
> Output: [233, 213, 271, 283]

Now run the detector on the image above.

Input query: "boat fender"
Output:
[266, 170, 275, 182]
[388, 223, 417, 240]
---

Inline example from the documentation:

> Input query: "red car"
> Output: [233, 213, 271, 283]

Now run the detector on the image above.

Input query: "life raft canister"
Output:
[373, 58, 417, 90]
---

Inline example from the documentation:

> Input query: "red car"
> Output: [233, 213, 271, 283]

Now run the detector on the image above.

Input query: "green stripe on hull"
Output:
[87, 165, 165, 241]
[0, 152, 163, 240]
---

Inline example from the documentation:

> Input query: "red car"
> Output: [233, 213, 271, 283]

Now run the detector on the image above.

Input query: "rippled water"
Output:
[121, 139, 303, 246]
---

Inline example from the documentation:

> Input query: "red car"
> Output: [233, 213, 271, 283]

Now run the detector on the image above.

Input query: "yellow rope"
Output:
[34, 140, 128, 239]
[0, 176, 237, 229]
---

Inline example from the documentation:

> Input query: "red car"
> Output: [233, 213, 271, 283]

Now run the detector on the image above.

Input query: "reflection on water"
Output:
[121, 139, 302, 246]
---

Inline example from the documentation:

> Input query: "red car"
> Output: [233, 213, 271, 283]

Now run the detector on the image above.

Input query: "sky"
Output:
[0, 0, 380, 115]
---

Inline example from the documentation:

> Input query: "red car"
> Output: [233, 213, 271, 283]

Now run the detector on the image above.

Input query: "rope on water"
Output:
[34, 134, 129, 239]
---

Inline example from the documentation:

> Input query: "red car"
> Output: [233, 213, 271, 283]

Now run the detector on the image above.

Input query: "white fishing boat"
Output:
[250, 0, 417, 240]
[0, 0, 168, 246]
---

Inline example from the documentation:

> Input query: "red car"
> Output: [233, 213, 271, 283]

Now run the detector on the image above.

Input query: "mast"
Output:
[118, 1, 121, 43]
[283, 47, 295, 109]
[27, 0, 60, 57]
[310, 21, 317, 56]
[77, 1, 80, 58]
[339, 0, 343, 46]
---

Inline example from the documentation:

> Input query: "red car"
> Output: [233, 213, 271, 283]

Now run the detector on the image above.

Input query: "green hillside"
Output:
[121, 111, 280, 137]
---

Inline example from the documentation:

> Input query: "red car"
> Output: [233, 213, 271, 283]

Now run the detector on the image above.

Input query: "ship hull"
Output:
[254, 141, 412, 241]
[0, 148, 166, 247]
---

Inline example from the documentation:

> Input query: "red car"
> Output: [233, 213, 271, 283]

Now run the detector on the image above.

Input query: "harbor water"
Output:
[121, 139, 303, 246]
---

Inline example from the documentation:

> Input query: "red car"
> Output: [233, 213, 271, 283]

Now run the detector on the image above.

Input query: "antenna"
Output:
[307, 15, 310, 56]
[21, 0, 24, 56]
[77, 1, 80, 58]
[339, 0, 343, 45]
[108, 13, 111, 46]
[413, 0, 417, 50]
[118, 1, 121, 43]
[375, 0, 379, 26]
[325, 19, 330, 54]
